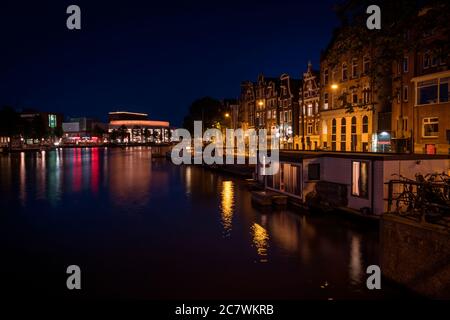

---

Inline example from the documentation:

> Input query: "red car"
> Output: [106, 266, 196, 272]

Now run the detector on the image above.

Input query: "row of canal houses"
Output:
[239, 5, 450, 216]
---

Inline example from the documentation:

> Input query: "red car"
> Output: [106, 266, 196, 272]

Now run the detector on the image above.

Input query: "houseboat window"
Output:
[308, 163, 320, 181]
[352, 161, 368, 198]
[282, 163, 301, 196]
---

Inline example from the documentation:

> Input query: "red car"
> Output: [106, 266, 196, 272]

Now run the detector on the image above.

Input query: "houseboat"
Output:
[255, 151, 450, 216]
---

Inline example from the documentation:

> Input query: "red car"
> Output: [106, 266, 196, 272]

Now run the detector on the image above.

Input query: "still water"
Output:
[0, 147, 408, 299]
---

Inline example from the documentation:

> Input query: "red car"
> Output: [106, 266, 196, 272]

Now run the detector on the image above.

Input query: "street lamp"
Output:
[330, 83, 339, 110]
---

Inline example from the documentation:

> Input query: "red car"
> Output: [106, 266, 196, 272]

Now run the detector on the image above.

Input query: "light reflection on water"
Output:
[251, 223, 269, 262]
[220, 181, 234, 237]
[0, 147, 407, 299]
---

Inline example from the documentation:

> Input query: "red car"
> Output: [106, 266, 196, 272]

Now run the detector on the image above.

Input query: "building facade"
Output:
[299, 62, 321, 150]
[391, 17, 449, 154]
[320, 45, 391, 152]
[108, 111, 170, 143]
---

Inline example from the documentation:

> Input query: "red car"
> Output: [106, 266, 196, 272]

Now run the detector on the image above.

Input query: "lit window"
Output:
[352, 161, 369, 198]
[323, 93, 329, 110]
[422, 117, 439, 137]
[48, 114, 57, 128]
[362, 116, 369, 133]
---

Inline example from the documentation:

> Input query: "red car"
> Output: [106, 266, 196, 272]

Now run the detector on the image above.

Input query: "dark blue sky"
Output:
[1, 0, 339, 126]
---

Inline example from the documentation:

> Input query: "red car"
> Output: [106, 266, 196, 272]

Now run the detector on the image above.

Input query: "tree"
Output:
[182, 97, 223, 134]
[118, 125, 128, 142]
[92, 124, 105, 138]
[0, 106, 20, 137]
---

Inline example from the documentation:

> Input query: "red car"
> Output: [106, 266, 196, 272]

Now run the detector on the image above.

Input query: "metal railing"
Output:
[386, 173, 450, 228]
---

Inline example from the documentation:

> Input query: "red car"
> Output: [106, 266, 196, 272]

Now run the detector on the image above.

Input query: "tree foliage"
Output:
[182, 97, 224, 133]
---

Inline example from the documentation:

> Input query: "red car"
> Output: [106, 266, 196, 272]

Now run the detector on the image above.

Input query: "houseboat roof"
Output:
[279, 150, 450, 162]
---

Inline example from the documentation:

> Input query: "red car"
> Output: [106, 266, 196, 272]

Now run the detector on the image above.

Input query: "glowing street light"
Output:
[225, 113, 230, 118]
[331, 83, 339, 90]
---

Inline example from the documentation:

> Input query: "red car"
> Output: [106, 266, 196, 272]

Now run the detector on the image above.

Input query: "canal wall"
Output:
[380, 214, 450, 298]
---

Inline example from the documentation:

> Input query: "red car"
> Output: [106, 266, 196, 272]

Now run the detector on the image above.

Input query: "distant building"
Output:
[108, 111, 170, 143]
[299, 62, 321, 150]
[62, 117, 107, 143]
[19, 110, 63, 143]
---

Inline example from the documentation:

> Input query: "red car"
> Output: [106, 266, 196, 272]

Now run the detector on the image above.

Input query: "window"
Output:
[280, 163, 301, 196]
[340, 118, 346, 151]
[403, 56, 409, 73]
[363, 57, 370, 75]
[307, 104, 313, 116]
[362, 116, 369, 133]
[284, 111, 288, 122]
[308, 163, 320, 180]
[324, 69, 329, 85]
[352, 59, 359, 78]
[331, 119, 337, 151]
[423, 117, 439, 137]
[403, 85, 408, 102]
[307, 123, 313, 135]
[288, 110, 292, 122]
[418, 79, 438, 105]
[279, 111, 283, 122]
[352, 161, 369, 198]
[352, 93, 358, 105]
[267, 110, 271, 119]
[363, 88, 370, 104]
[403, 118, 408, 131]
[432, 55, 438, 67]
[351, 117, 357, 151]
[48, 114, 57, 128]
[424, 52, 431, 69]
[342, 63, 348, 81]
[440, 77, 449, 102]
[324, 93, 329, 110]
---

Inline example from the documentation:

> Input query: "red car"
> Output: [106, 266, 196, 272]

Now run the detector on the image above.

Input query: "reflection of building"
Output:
[0, 136, 9, 150]
[108, 111, 170, 143]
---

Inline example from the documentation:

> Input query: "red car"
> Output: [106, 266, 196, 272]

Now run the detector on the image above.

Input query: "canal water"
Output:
[0, 147, 409, 299]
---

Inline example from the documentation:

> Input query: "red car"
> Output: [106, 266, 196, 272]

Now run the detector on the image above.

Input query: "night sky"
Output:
[1, 0, 339, 126]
